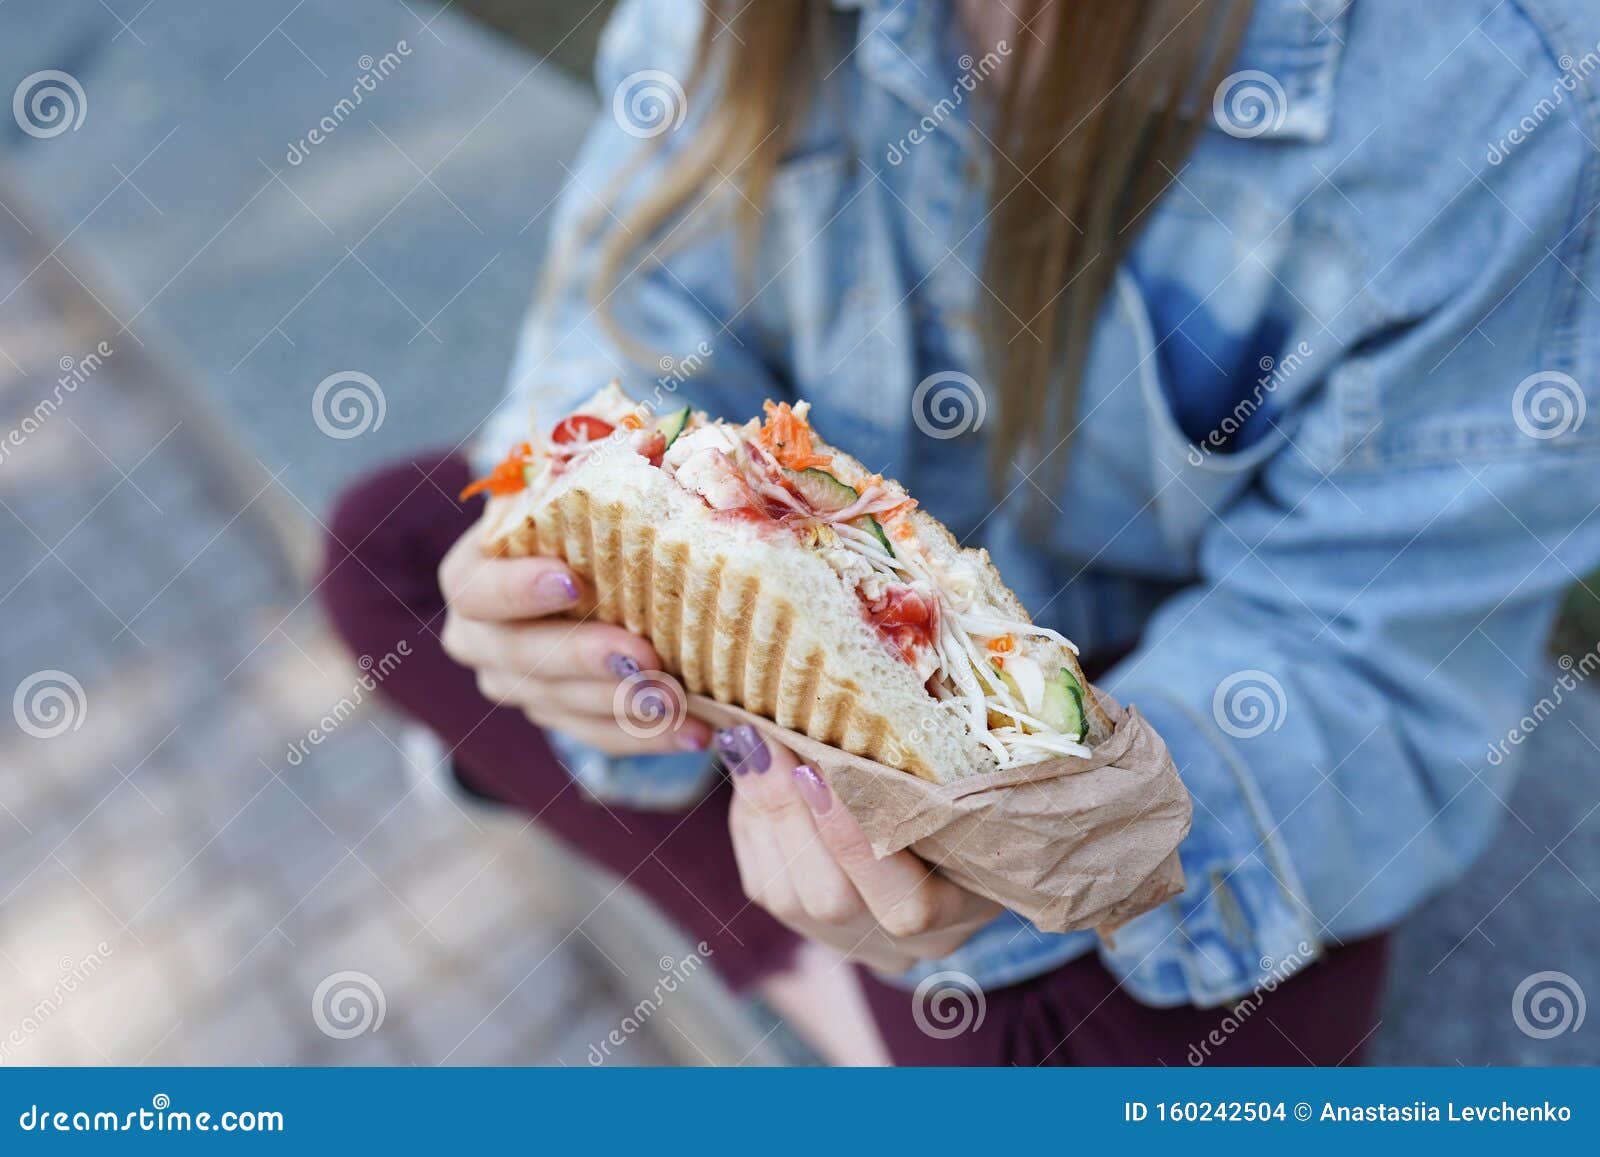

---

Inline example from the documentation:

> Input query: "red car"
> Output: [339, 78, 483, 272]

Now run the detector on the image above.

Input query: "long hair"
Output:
[583, 0, 1252, 491]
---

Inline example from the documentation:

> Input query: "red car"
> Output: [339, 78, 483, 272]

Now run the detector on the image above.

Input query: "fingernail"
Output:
[793, 765, 831, 814]
[714, 724, 770, 774]
[538, 571, 579, 605]
[606, 653, 641, 679]
[675, 729, 709, 752]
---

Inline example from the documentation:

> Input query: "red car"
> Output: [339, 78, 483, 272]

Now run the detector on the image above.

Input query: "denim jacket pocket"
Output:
[1114, 271, 1293, 558]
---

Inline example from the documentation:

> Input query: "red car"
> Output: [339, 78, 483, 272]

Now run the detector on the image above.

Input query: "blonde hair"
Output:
[584, 0, 1251, 493]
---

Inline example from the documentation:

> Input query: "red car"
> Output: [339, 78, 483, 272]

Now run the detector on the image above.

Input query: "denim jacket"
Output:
[482, 0, 1600, 1006]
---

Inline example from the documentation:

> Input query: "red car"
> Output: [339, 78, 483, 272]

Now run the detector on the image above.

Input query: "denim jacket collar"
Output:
[1223, 0, 1351, 141]
[831, 0, 1352, 147]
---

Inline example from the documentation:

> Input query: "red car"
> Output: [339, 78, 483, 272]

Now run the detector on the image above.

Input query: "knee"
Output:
[319, 450, 471, 630]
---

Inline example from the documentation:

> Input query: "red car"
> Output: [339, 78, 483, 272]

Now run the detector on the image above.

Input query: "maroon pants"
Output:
[319, 451, 1390, 1066]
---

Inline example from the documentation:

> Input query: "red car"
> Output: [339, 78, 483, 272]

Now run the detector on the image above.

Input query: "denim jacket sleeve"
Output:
[478, 0, 771, 809]
[1094, 7, 1600, 1005]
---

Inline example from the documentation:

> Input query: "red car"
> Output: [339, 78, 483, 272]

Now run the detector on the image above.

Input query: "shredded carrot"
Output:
[990, 655, 1006, 670]
[986, 635, 1016, 654]
[877, 496, 919, 521]
[891, 520, 917, 542]
[758, 400, 832, 471]
[459, 442, 534, 501]
[620, 412, 645, 430]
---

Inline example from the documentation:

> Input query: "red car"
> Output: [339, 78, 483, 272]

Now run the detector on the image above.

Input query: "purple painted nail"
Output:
[537, 571, 579, 606]
[606, 653, 641, 679]
[793, 765, 831, 814]
[714, 724, 771, 774]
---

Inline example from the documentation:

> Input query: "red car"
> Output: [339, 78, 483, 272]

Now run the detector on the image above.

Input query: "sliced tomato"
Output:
[552, 414, 616, 444]
[635, 429, 668, 467]
[864, 586, 938, 664]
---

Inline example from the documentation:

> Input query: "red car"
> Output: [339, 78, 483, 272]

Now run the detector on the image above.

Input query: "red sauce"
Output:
[864, 585, 938, 664]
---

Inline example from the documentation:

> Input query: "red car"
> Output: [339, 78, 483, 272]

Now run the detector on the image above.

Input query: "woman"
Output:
[322, 0, 1600, 1065]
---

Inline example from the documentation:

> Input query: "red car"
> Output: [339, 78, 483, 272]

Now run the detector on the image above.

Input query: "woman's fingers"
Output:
[474, 666, 711, 753]
[799, 766, 1002, 943]
[723, 725, 869, 928]
[729, 790, 804, 921]
[533, 710, 710, 756]
[438, 522, 584, 622]
[442, 617, 660, 683]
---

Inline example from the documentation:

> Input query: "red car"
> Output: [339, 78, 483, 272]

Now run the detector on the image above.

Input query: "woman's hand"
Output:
[721, 724, 1000, 972]
[438, 507, 712, 755]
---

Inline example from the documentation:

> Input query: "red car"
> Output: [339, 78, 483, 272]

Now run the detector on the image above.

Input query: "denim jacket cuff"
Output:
[1095, 691, 1324, 1008]
[545, 728, 719, 812]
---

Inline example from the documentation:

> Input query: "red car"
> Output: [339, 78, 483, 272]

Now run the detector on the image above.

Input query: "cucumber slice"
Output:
[656, 406, 691, 449]
[1040, 666, 1087, 738]
[852, 514, 895, 557]
[783, 467, 859, 512]
[522, 462, 539, 488]
[784, 467, 896, 557]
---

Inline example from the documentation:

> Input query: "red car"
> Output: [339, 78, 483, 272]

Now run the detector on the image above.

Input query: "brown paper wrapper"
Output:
[688, 687, 1191, 937]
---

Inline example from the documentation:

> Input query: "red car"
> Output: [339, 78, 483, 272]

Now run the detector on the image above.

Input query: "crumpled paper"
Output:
[689, 688, 1191, 936]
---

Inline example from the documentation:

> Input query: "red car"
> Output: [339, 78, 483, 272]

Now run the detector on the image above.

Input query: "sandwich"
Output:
[464, 383, 1113, 783]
